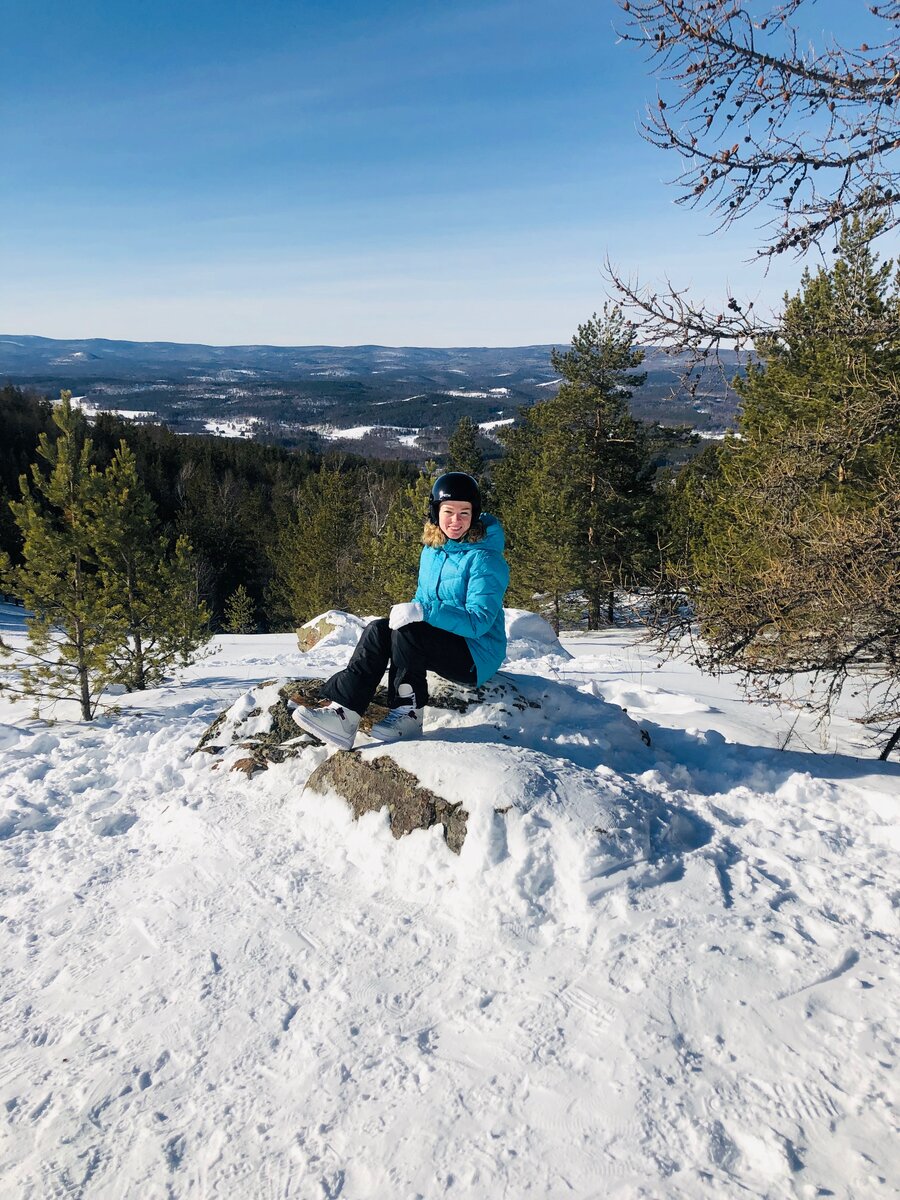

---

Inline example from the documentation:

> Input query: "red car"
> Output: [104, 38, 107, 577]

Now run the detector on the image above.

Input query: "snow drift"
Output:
[1, 604, 898, 1199]
[192, 617, 660, 939]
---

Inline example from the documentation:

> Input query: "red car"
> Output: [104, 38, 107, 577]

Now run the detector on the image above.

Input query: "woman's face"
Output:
[438, 501, 473, 540]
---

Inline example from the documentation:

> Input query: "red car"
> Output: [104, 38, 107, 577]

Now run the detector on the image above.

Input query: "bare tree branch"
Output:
[615, 0, 900, 256]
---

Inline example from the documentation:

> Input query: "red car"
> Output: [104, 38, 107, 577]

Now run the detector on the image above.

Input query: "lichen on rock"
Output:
[306, 751, 468, 853]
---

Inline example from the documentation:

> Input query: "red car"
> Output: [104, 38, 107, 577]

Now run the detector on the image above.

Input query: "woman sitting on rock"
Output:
[291, 471, 510, 749]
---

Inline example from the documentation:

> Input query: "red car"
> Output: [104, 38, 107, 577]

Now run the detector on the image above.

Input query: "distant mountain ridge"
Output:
[0, 334, 740, 457]
[0, 335, 565, 379]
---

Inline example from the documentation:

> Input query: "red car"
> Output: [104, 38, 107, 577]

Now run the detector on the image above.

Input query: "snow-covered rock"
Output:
[503, 606, 573, 663]
[296, 609, 370, 651]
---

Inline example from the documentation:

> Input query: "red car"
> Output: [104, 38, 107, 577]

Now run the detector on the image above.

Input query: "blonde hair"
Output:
[422, 519, 486, 548]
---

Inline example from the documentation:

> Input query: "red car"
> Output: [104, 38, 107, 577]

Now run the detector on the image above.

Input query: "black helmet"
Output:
[428, 472, 481, 524]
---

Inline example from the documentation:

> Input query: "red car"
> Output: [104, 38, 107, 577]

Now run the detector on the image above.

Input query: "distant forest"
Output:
[0, 384, 418, 631]
[0, 375, 699, 634]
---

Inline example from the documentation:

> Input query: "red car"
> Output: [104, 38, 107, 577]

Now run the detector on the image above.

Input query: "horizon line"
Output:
[1, 332, 571, 353]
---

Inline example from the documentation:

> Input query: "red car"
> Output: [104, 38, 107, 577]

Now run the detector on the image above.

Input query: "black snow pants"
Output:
[318, 617, 476, 714]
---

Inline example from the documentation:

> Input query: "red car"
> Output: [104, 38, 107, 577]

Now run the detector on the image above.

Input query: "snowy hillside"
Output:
[1, 604, 897, 1198]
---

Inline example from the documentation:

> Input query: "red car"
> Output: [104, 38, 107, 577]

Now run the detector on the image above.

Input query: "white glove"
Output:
[389, 601, 424, 630]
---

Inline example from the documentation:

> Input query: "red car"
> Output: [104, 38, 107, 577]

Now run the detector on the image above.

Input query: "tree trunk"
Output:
[75, 627, 92, 720]
[879, 723, 900, 761]
[73, 568, 93, 721]
[132, 629, 146, 691]
[128, 567, 146, 691]
[79, 665, 92, 720]
[587, 591, 602, 630]
[607, 589, 615, 624]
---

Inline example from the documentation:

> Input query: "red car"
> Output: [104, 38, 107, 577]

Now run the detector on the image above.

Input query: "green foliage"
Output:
[677, 218, 900, 740]
[665, 441, 723, 577]
[0, 395, 123, 718]
[360, 467, 435, 611]
[270, 464, 367, 625]
[223, 584, 256, 634]
[496, 306, 663, 627]
[87, 441, 210, 689]
[447, 416, 485, 481]
[495, 428, 581, 633]
[0, 396, 210, 718]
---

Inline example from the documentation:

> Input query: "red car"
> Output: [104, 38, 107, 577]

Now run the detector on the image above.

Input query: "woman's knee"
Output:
[359, 617, 390, 648]
[389, 620, 425, 649]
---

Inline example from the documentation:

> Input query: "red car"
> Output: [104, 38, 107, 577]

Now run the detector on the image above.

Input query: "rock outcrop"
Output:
[296, 613, 342, 652]
[193, 673, 538, 775]
[306, 751, 468, 853]
[194, 678, 333, 773]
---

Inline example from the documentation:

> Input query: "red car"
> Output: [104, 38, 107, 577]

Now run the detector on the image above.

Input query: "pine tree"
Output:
[224, 584, 256, 634]
[493, 422, 581, 632]
[270, 464, 366, 624]
[447, 416, 485, 481]
[164, 538, 211, 667]
[495, 307, 660, 629]
[679, 218, 900, 751]
[0, 394, 122, 719]
[362, 468, 435, 610]
[88, 441, 210, 689]
[0, 401, 211, 715]
[549, 306, 659, 625]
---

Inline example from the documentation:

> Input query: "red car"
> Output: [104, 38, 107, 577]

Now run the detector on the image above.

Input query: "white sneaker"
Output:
[291, 702, 360, 750]
[368, 704, 423, 744]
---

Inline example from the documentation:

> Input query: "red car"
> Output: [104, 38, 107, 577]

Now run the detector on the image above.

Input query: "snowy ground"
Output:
[1, 605, 897, 1199]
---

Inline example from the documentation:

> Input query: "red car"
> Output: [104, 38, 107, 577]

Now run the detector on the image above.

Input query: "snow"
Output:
[68, 398, 157, 420]
[479, 417, 515, 431]
[1, 603, 898, 1198]
[441, 387, 509, 399]
[697, 429, 728, 440]
[306, 424, 418, 443]
[202, 417, 260, 438]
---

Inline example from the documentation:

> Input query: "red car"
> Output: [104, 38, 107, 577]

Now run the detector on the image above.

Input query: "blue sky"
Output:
[0, 0, 867, 345]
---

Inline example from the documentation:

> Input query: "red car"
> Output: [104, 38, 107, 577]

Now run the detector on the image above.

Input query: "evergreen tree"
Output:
[0, 385, 55, 566]
[88, 441, 210, 689]
[160, 537, 212, 668]
[360, 468, 435, 611]
[549, 307, 660, 624]
[679, 218, 900, 751]
[495, 427, 581, 633]
[447, 416, 485, 481]
[0, 400, 211, 715]
[270, 464, 366, 624]
[0, 395, 121, 719]
[224, 584, 256, 634]
[496, 307, 660, 628]
[175, 460, 267, 627]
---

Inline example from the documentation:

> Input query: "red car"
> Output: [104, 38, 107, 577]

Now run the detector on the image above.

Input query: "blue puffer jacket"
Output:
[413, 513, 509, 685]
